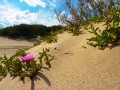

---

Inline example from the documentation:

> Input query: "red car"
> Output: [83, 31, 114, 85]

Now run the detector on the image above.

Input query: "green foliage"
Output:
[41, 27, 65, 44]
[55, 0, 120, 26]
[0, 65, 7, 78]
[48, 25, 63, 32]
[39, 48, 55, 68]
[0, 56, 7, 78]
[14, 49, 27, 57]
[87, 8, 120, 49]
[43, 32, 58, 43]
[33, 42, 41, 46]
[0, 24, 63, 39]
[90, 15, 103, 23]
[0, 48, 54, 81]
[0, 27, 20, 38]
[87, 25, 113, 49]
[67, 27, 81, 36]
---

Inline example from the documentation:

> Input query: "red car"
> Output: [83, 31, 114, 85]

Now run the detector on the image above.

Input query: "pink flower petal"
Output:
[108, 14, 110, 18]
[20, 54, 35, 62]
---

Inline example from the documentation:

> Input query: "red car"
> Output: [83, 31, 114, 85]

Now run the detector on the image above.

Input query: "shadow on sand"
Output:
[99, 42, 120, 50]
[30, 71, 51, 90]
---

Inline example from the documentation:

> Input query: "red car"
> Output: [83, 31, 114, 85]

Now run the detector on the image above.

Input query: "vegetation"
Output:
[0, 0, 120, 84]
[43, 32, 58, 43]
[87, 8, 120, 49]
[65, 25, 81, 35]
[55, 0, 120, 49]
[0, 48, 54, 81]
[33, 42, 41, 46]
[0, 24, 63, 39]
[55, 0, 120, 36]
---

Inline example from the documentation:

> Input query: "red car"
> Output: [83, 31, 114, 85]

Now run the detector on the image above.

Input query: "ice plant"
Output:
[107, 14, 110, 19]
[0, 48, 54, 81]
[20, 54, 35, 62]
[88, 9, 120, 49]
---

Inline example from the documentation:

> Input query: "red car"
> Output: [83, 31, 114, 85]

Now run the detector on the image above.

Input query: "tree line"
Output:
[0, 24, 62, 39]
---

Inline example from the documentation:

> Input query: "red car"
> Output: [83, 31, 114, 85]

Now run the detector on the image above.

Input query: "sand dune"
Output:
[0, 23, 120, 90]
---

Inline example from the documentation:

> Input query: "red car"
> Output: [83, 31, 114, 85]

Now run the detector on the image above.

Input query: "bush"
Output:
[33, 42, 41, 46]
[0, 24, 63, 39]
[0, 27, 20, 38]
[87, 8, 120, 49]
[68, 27, 81, 36]
[43, 32, 58, 43]
[48, 25, 63, 32]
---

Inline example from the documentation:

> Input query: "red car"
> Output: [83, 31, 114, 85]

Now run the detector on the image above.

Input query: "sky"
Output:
[0, 0, 64, 28]
[0, 0, 117, 28]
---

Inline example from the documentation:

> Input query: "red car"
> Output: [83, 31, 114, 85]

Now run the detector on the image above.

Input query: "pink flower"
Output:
[108, 14, 110, 18]
[20, 54, 35, 62]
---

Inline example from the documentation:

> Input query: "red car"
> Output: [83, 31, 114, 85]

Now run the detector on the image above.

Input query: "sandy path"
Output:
[0, 23, 120, 90]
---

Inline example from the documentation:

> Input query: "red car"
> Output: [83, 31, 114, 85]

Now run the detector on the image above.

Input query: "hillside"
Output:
[0, 23, 120, 90]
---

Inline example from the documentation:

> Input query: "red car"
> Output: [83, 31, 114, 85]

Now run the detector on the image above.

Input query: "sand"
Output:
[0, 23, 120, 90]
[0, 37, 35, 57]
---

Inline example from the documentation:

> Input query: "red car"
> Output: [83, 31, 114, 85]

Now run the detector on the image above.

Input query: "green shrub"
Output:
[0, 24, 63, 39]
[66, 25, 81, 36]
[39, 48, 55, 68]
[87, 8, 120, 49]
[48, 25, 63, 32]
[0, 57, 7, 79]
[0, 48, 54, 81]
[43, 33, 58, 43]
[33, 42, 41, 46]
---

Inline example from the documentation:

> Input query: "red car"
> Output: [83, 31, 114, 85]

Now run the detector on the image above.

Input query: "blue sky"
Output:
[0, 0, 118, 28]
[0, 0, 64, 27]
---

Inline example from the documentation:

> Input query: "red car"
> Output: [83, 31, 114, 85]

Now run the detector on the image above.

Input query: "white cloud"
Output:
[20, 0, 46, 8]
[50, 0, 56, 8]
[0, 23, 6, 28]
[35, 10, 59, 26]
[0, 3, 60, 27]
